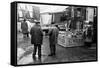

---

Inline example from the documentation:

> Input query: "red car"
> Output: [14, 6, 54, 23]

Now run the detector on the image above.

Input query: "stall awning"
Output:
[40, 6, 68, 14]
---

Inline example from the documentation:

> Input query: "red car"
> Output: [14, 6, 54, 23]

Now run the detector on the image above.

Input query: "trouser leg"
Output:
[38, 44, 41, 59]
[26, 33, 29, 37]
[52, 44, 56, 55]
[33, 45, 37, 57]
[50, 44, 53, 55]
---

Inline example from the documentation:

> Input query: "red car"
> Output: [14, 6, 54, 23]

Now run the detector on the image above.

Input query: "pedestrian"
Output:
[21, 19, 29, 38]
[48, 24, 59, 56]
[30, 21, 43, 61]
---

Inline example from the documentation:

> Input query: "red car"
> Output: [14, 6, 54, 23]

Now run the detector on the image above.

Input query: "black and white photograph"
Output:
[11, 2, 97, 66]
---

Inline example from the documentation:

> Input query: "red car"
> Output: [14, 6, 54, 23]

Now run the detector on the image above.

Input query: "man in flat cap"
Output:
[30, 21, 43, 61]
[48, 23, 59, 56]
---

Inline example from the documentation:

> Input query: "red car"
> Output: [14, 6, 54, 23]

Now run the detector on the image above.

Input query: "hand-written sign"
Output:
[69, 38, 83, 45]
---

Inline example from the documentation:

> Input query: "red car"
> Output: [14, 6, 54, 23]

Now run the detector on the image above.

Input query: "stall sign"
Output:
[87, 7, 94, 22]
[69, 38, 83, 45]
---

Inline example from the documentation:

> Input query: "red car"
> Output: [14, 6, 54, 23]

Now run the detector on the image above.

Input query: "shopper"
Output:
[30, 21, 43, 61]
[48, 24, 59, 56]
[21, 19, 29, 38]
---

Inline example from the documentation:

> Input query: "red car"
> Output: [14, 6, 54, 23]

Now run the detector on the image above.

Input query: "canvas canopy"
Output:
[40, 6, 68, 13]
[40, 6, 68, 25]
[18, 4, 68, 24]
[40, 13, 52, 25]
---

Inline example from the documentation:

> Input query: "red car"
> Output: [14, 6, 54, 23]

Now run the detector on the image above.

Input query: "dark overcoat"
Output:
[21, 21, 28, 34]
[48, 27, 59, 45]
[30, 24, 43, 45]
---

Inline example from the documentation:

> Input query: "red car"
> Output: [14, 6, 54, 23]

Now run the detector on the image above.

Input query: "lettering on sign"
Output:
[69, 38, 83, 45]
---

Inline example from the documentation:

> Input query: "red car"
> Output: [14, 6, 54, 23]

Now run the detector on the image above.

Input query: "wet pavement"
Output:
[17, 33, 97, 65]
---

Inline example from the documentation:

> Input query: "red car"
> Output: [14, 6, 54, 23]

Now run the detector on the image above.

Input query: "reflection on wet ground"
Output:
[17, 33, 97, 65]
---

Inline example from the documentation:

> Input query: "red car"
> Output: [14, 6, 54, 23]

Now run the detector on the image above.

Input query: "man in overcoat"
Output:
[48, 24, 59, 56]
[21, 19, 29, 38]
[30, 21, 43, 60]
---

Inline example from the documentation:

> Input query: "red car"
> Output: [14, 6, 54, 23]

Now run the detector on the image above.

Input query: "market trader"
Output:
[48, 24, 59, 56]
[30, 21, 43, 61]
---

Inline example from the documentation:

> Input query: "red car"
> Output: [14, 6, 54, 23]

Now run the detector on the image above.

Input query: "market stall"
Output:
[58, 31, 84, 47]
[57, 6, 86, 47]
